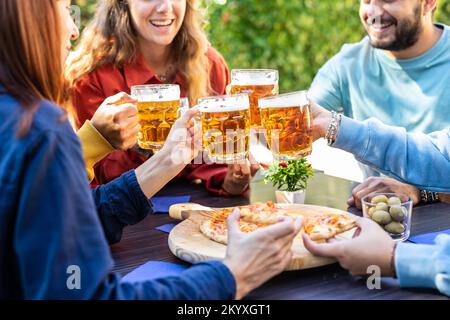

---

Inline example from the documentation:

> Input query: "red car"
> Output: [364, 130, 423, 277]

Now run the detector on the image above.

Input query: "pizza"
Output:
[199, 202, 284, 245]
[199, 201, 357, 245]
[303, 213, 357, 241]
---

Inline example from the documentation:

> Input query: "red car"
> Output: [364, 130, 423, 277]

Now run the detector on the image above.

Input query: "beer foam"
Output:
[231, 69, 279, 86]
[258, 91, 309, 109]
[131, 84, 180, 102]
[198, 95, 250, 113]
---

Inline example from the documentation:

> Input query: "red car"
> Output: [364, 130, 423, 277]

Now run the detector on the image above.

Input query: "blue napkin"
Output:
[155, 223, 178, 234]
[409, 229, 450, 245]
[150, 196, 191, 213]
[121, 261, 188, 283]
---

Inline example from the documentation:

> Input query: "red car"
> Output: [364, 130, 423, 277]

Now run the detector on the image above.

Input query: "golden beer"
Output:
[259, 91, 313, 160]
[199, 95, 250, 163]
[228, 69, 279, 128]
[131, 84, 181, 151]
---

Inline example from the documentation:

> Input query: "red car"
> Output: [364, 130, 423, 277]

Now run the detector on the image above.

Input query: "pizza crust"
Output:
[200, 220, 228, 245]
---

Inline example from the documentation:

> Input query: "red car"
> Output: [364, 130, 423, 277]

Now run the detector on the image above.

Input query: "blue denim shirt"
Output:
[335, 116, 450, 296]
[0, 90, 235, 299]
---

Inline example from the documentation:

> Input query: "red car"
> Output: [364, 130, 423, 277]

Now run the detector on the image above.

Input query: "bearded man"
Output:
[308, 0, 450, 207]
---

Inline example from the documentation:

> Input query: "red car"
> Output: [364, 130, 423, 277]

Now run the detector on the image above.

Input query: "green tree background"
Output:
[74, 0, 450, 91]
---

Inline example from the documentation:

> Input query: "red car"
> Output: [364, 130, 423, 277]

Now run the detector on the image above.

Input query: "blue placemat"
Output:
[409, 229, 450, 245]
[150, 196, 191, 213]
[155, 223, 178, 234]
[121, 261, 188, 284]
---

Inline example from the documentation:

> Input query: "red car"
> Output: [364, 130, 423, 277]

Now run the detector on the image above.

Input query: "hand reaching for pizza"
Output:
[222, 209, 303, 300]
[302, 215, 396, 277]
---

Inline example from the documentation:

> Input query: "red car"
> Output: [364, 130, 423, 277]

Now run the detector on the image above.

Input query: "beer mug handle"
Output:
[225, 84, 232, 95]
[179, 97, 190, 117]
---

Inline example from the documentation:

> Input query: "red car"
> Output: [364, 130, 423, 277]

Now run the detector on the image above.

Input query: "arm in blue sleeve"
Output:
[333, 116, 450, 192]
[395, 235, 450, 296]
[15, 118, 236, 300]
[91, 171, 152, 244]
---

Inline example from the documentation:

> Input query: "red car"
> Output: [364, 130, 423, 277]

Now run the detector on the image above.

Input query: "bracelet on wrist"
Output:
[390, 242, 398, 278]
[325, 111, 342, 146]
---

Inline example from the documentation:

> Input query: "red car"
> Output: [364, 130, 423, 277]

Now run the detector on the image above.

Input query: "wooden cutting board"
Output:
[168, 203, 356, 271]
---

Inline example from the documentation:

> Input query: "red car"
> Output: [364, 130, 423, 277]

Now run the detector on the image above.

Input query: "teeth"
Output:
[151, 20, 173, 26]
[371, 23, 393, 30]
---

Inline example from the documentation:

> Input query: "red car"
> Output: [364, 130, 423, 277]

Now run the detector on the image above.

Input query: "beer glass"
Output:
[259, 91, 313, 160]
[199, 94, 251, 163]
[131, 84, 181, 151]
[228, 69, 279, 128]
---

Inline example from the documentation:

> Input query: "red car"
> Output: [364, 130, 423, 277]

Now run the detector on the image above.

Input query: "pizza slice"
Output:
[303, 213, 357, 241]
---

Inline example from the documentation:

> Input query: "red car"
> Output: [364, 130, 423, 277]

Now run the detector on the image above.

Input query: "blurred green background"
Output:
[74, 0, 450, 91]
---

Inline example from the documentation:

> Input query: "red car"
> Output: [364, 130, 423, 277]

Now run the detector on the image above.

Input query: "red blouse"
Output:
[72, 47, 232, 195]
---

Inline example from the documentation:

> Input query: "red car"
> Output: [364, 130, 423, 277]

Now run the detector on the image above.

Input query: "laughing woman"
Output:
[0, 0, 301, 299]
[68, 0, 258, 194]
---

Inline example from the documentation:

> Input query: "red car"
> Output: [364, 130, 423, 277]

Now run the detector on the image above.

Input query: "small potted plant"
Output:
[263, 158, 314, 204]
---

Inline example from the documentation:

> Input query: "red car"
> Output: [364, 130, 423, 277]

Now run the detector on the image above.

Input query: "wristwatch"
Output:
[419, 189, 440, 204]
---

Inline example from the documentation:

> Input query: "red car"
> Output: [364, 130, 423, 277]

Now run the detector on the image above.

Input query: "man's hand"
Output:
[91, 92, 140, 150]
[310, 101, 332, 141]
[303, 215, 396, 277]
[348, 177, 421, 209]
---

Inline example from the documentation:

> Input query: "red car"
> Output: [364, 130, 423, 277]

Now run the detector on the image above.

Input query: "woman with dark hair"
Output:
[0, 0, 301, 299]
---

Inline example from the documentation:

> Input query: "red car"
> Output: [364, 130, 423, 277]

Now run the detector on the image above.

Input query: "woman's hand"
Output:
[161, 107, 201, 166]
[91, 92, 140, 150]
[223, 210, 303, 299]
[135, 108, 200, 199]
[348, 176, 421, 209]
[303, 215, 396, 277]
[222, 157, 261, 195]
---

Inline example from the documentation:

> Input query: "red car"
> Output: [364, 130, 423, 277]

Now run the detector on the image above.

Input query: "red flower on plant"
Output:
[279, 162, 288, 168]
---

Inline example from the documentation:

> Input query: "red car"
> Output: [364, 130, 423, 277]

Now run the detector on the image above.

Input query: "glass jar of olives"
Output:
[362, 193, 413, 242]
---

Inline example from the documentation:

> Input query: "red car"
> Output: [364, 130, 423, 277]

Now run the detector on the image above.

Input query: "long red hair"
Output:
[0, 0, 66, 136]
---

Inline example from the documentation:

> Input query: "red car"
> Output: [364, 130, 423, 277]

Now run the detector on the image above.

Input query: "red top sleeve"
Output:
[72, 47, 233, 195]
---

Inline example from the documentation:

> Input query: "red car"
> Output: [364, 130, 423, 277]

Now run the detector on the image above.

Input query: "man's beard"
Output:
[368, 5, 423, 51]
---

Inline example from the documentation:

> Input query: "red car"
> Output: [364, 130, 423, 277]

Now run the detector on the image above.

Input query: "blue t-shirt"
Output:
[309, 23, 450, 134]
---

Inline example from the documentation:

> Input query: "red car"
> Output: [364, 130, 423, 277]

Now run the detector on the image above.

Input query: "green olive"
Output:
[385, 222, 406, 235]
[368, 207, 376, 217]
[388, 196, 402, 206]
[372, 210, 392, 225]
[389, 206, 406, 222]
[375, 202, 389, 211]
[371, 195, 389, 205]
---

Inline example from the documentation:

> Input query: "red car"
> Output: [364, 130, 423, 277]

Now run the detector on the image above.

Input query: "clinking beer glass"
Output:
[131, 84, 181, 152]
[259, 91, 313, 160]
[198, 94, 251, 163]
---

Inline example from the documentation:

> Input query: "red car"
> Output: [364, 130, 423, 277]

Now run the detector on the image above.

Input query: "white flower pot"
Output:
[275, 189, 306, 204]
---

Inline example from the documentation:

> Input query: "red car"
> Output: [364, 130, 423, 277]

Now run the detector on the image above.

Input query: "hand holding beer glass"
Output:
[131, 84, 181, 152]
[259, 91, 313, 160]
[228, 69, 279, 128]
[198, 94, 251, 163]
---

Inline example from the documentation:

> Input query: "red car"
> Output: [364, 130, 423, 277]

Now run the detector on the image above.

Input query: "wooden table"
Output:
[111, 171, 450, 300]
